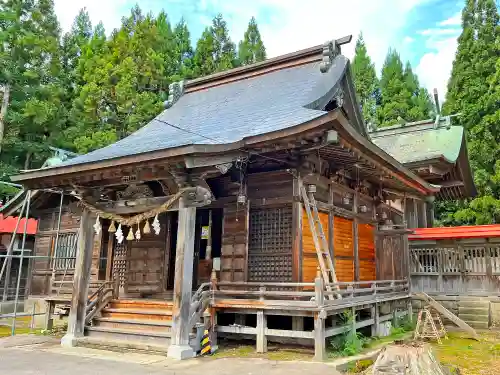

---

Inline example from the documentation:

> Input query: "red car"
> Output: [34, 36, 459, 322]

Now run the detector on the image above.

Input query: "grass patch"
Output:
[432, 331, 500, 375]
[328, 313, 415, 359]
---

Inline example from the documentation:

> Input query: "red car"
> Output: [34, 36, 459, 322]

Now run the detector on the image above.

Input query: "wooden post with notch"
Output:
[61, 209, 93, 347]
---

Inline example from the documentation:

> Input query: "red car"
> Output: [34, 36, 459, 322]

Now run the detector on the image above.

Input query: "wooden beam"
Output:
[353, 191, 360, 282]
[61, 209, 93, 347]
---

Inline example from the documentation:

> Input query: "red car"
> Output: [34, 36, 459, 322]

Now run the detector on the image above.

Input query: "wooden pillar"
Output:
[353, 191, 359, 281]
[167, 200, 196, 360]
[328, 184, 334, 260]
[61, 209, 93, 347]
[44, 301, 55, 331]
[372, 303, 380, 336]
[292, 316, 304, 331]
[292, 173, 302, 281]
[256, 310, 267, 353]
[314, 311, 326, 361]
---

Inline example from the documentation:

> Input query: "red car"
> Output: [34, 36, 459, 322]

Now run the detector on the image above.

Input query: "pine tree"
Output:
[173, 19, 194, 79]
[351, 33, 379, 127]
[436, 0, 500, 225]
[0, 0, 65, 183]
[193, 13, 236, 76]
[403, 61, 434, 122]
[238, 17, 266, 65]
[376, 49, 408, 126]
[67, 5, 167, 154]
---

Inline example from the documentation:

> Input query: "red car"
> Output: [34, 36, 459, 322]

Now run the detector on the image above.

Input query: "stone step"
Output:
[77, 335, 170, 355]
[458, 306, 489, 316]
[93, 317, 172, 332]
[459, 313, 489, 322]
[461, 320, 489, 329]
[458, 301, 490, 309]
[85, 325, 172, 346]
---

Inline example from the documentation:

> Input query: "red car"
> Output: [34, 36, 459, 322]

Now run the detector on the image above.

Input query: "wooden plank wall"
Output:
[301, 212, 358, 283]
[125, 215, 167, 296]
[220, 202, 248, 282]
[358, 224, 376, 281]
[30, 208, 102, 296]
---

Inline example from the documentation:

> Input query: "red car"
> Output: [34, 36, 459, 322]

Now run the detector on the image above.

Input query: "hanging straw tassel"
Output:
[108, 220, 117, 233]
[143, 220, 151, 234]
[126, 227, 135, 241]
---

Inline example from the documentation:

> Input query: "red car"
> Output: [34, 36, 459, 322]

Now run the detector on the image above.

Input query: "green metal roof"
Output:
[369, 116, 464, 165]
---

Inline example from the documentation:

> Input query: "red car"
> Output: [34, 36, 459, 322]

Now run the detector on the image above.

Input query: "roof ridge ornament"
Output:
[319, 40, 341, 73]
[319, 35, 352, 73]
[164, 80, 185, 109]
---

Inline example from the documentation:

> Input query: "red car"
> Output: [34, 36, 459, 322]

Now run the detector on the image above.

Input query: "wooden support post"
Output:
[407, 299, 413, 322]
[392, 300, 398, 327]
[372, 303, 380, 336]
[315, 270, 324, 306]
[44, 301, 55, 331]
[292, 316, 304, 331]
[353, 191, 359, 281]
[314, 311, 326, 361]
[256, 310, 267, 353]
[61, 209, 93, 347]
[167, 201, 196, 360]
[292, 173, 303, 281]
[328, 184, 334, 260]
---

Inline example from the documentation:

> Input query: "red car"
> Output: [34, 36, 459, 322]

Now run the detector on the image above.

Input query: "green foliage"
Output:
[238, 17, 266, 65]
[329, 311, 368, 356]
[352, 33, 379, 126]
[437, 0, 500, 225]
[193, 13, 237, 76]
[376, 49, 434, 127]
[0, 0, 64, 175]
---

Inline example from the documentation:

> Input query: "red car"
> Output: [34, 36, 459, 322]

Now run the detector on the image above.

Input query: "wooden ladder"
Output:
[300, 184, 341, 300]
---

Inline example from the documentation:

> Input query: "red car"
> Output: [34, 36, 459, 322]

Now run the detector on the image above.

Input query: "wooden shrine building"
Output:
[370, 116, 476, 228]
[10, 36, 441, 359]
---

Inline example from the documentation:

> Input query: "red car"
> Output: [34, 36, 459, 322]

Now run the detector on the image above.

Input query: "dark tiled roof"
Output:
[59, 55, 353, 168]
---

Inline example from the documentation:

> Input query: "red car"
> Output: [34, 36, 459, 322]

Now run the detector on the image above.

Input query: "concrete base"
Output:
[167, 344, 195, 360]
[60, 333, 81, 348]
[0, 301, 23, 314]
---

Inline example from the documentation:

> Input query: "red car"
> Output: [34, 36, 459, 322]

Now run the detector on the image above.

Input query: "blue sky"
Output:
[54, 0, 465, 100]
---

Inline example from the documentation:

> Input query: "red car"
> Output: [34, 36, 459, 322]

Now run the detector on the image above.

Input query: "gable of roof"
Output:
[369, 116, 464, 165]
[43, 36, 368, 169]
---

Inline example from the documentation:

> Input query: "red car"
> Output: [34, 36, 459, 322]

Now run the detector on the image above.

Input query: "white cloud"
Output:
[416, 36, 457, 102]
[419, 28, 461, 36]
[54, 0, 128, 34]
[404, 36, 415, 44]
[439, 11, 461, 26]
[203, 0, 429, 73]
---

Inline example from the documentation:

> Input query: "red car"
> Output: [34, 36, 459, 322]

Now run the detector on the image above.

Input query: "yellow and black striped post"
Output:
[200, 329, 211, 355]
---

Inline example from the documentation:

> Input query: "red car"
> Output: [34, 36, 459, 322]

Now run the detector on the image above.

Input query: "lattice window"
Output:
[248, 206, 293, 282]
[411, 247, 439, 273]
[463, 246, 487, 274]
[112, 242, 127, 287]
[53, 232, 78, 270]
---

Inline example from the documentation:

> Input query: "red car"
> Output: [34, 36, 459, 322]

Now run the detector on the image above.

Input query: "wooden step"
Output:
[108, 299, 173, 310]
[101, 308, 172, 321]
[93, 317, 172, 332]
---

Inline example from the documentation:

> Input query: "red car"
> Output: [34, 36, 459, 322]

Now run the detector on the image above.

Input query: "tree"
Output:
[435, 0, 500, 225]
[376, 49, 408, 126]
[238, 17, 266, 65]
[403, 61, 434, 122]
[172, 19, 194, 79]
[351, 33, 379, 127]
[193, 13, 236, 77]
[0, 0, 65, 182]
[376, 49, 434, 127]
[67, 5, 167, 154]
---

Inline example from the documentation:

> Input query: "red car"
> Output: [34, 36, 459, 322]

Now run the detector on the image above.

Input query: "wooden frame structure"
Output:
[9, 37, 440, 359]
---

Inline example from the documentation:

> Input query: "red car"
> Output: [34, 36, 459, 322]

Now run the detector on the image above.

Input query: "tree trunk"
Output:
[24, 151, 32, 170]
[0, 85, 11, 154]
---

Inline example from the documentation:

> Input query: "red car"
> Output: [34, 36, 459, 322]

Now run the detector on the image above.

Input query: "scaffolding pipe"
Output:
[11, 190, 31, 335]
[1, 195, 28, 301]
[50, 192, 64, 282]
